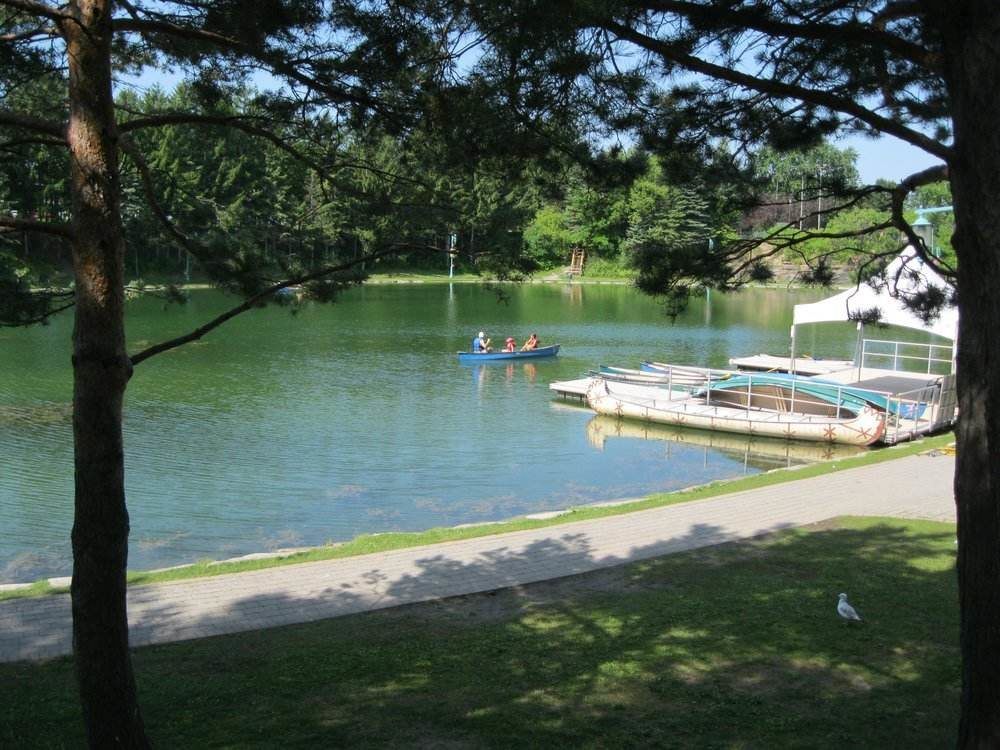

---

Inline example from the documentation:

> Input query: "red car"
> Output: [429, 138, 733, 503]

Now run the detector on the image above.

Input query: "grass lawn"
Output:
[1, 516, 959, 748]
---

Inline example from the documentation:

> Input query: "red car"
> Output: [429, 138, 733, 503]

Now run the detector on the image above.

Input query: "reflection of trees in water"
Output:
[2, 547, 70, 583]
[585, 414, 866, 471]
[561, 283, 583, 306]
[0, 402, 72, 426]
[468, 361, 539, 391]
[702, 288, 839, 331]
[134, 530, 191, 552]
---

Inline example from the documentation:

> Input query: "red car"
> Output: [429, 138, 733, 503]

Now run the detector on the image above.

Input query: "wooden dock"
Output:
[727, 353, 855, 376]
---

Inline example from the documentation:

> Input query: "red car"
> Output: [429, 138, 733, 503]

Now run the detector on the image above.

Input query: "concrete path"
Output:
[0, 452, 955, 662]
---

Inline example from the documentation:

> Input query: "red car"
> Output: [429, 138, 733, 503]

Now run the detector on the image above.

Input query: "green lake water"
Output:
[0, 282, 909, 582]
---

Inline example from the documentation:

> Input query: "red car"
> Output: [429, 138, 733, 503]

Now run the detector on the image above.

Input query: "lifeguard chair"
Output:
[568, 248, 586, 276]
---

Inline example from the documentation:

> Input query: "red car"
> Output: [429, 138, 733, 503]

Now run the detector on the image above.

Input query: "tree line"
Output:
[2, 78, 953, 292]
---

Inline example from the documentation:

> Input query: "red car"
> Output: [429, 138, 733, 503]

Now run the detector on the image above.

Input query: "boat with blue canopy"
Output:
[694, 372, 931, 419]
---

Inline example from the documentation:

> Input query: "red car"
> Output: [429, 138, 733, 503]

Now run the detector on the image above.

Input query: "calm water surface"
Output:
[0, 283, 903, 582]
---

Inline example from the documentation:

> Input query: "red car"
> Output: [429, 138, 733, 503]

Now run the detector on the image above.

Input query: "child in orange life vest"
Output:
[504, 336, 516, 352]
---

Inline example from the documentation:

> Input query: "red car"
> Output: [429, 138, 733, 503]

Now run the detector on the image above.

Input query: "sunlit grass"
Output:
[0, 580, 56, 602]
[0, 516, 959, 747]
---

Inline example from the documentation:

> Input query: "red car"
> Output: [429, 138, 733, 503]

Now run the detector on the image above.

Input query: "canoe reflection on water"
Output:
[584, 414, 868, 467]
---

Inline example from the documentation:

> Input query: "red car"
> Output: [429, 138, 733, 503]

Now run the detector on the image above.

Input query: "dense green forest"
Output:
[2, 82, 953, 288]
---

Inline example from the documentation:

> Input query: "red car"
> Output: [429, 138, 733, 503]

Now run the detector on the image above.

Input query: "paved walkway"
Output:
[0, 452, 955, 662]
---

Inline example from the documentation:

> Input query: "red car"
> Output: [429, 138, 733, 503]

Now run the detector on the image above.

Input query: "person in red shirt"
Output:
[504, 336, 516, 352]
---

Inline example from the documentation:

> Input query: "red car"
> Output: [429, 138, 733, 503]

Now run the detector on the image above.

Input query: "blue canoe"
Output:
[457, 344, 560, 362]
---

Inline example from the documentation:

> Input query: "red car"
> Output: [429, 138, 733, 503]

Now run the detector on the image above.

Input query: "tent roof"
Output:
[792, 247, 958, 340]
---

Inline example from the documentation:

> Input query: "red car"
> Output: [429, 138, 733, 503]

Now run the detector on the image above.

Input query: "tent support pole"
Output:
[855, 322, 864, 378]
[789, 325, 796, 375]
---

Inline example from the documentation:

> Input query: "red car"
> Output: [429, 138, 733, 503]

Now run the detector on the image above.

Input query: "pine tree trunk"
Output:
[63, 1, 149, 746]
[940, 3, 1000, 745]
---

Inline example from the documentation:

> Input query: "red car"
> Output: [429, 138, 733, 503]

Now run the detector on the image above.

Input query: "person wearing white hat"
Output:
[472, 331, 492, 353]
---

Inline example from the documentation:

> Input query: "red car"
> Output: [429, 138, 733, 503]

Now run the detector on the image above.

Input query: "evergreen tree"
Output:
[0, 2, 478, 744]
[447, 2, 997, 740]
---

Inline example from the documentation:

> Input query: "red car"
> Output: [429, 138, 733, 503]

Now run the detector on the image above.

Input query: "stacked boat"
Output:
[553, 361, 899, 446]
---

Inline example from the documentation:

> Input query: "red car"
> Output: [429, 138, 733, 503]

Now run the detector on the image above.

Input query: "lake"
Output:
[0, 282, 881, 582]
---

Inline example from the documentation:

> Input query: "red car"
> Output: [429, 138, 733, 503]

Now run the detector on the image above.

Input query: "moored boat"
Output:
[457, 344, 560, 362]
[699, 372, 931, 419]
[586, 377, 886, 446]
[640, 361, 735, 382]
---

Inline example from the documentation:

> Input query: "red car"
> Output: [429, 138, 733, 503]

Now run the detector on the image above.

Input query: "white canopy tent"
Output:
[790, 247, 958, 372]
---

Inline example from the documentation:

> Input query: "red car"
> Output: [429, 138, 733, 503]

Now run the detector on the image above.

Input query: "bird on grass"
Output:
[837, 593, 863, 622]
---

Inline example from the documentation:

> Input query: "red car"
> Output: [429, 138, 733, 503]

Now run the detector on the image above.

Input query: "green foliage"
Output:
[624, 182, 721, 307]
[521, 152, 742, 279]
[906, 182, 955, 264]
[563, 175, 630, 258]
[752, 142, 860, 196]
[772, 207, 901, 266]
[581, 255, 634, 278]
[522, 204, 574, 267]
[0, 252, 62, 326]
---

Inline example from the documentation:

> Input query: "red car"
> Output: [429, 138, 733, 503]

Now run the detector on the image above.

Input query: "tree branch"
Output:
[121, 112, 336, 174]
[0, 0, 68, 22]
[112, 18, 391, 115]
[728, 215, 896, 279]
[119, 137, 447, 367]
[0, 297, 75, 327]
[119, 135, 201, 261]
[120, 116, 443, 215]
[0, 24, 58, 42]
[0, 213, 72, 238]
[645, 0, 939, 71]
[0, 135, 65, 149]
[599, 19, 953, 161]
[872, 2, 923, 26]
[0, 109, 66, 139]
[129, 246, 413, 366]
[890, 163, 955, 278]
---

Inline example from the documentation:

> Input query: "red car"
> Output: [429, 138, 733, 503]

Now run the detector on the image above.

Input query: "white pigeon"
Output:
[837, 592, 863, 622]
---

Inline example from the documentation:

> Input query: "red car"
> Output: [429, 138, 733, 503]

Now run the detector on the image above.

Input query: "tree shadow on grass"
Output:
[122, 520, 772, 652]
[0, 518, 959, 748]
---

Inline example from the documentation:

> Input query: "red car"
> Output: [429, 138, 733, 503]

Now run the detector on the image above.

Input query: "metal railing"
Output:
[598, 360, 959, 443]
[703, 372, 859, 419]
[881, 373, 958, 444]
[605, 364, 859, 418]
[860, 338, 954, 375]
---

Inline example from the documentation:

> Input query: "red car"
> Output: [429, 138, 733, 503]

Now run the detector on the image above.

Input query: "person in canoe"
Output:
[520, 333, 539, 351]
[472, 331, 492, 353]
[503, 336, 516, 352]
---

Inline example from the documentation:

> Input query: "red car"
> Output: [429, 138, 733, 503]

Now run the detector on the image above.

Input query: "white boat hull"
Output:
[586, 378, 886, 446]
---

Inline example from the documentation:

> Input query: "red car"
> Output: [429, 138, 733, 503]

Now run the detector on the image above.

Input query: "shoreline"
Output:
[0, 449, 956, 665]
[0, 432, 954, 598]
[33, 274, 854, 295]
